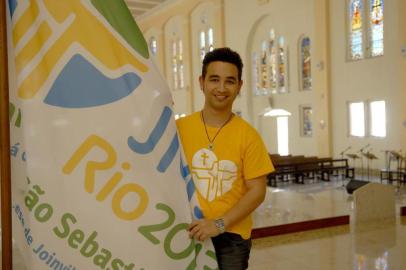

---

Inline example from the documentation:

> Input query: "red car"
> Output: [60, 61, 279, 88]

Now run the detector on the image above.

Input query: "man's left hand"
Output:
[188, 219, 220, 241]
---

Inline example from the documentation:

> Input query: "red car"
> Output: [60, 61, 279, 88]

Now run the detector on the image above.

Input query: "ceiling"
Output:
[124, 0, 170, 18]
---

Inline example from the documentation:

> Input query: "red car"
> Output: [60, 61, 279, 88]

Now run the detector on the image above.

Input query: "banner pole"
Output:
[0, 0, 13, 269]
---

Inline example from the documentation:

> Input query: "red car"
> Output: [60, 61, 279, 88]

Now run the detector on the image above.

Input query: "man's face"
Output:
[199, 61, 243, 112]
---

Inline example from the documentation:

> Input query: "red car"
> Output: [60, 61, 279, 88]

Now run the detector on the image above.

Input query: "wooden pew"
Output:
[268, 155, 318, 185]
[317, 158, 354, 181]
[267, 155, 354, 186]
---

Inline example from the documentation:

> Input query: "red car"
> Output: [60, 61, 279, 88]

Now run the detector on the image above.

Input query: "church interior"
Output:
[131, 0, 406, 269]
[1, 0, 406, 269]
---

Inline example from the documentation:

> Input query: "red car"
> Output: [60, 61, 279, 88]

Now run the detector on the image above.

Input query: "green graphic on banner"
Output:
[91, 0, 149, 58]
[7, 0, 217, 269]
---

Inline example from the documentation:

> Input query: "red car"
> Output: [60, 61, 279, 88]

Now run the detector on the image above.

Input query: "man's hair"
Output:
[201, 47, 243, 81]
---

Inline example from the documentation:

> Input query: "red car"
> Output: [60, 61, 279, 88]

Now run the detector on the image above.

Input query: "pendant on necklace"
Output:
[208, 143, 214, 150]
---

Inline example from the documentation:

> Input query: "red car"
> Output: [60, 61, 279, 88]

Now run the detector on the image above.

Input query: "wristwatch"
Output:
[214, 218, 225, 234]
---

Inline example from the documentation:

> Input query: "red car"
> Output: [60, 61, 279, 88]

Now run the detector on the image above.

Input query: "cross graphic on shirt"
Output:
[200, 152, 210, 166]
[192, 149, 238, 201]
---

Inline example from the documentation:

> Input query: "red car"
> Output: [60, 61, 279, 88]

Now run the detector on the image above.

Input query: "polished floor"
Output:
[6, 178, 406, 269]
[249, 178, 406, 270]
[254, 178, 406, 228]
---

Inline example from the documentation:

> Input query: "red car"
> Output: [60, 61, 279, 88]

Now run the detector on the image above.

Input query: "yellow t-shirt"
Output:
[176, 112, 274, 239]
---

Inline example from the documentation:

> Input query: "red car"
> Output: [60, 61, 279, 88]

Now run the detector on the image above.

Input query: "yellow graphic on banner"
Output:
[12, 0, 148, 99]
[63, 135, 149, 221]
[12, 0, 39, 46]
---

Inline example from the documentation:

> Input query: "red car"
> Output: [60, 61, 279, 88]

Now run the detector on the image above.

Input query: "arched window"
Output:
[252, 52, 261, 96]
[178, 39, 185, 89]
[299, 36, 312, 91]
[369, 0, 384, 57]
[208, 28, 214, 52]
[252, 29, 288, 96]
[171, 38, 185, 90]
[349, 0, 363, 59]
[269, 29, 277, 91]
[278, 36, 286, 93]
[171, 40, 178, 89]
[260, 41, 268, 91]
[199, 31, 206, 60]
[199, 27, 214, 61]
[348, 0, 384, 60]
[164, 16, 188, 92]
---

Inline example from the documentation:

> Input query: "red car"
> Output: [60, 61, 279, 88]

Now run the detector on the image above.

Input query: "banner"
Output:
[7, 0, 217, 269]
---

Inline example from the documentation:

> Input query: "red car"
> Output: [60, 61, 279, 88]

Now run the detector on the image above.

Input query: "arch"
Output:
[245, 14, 271, 124]
[190, 1, 218, 111]
[164, 15, 186, 91]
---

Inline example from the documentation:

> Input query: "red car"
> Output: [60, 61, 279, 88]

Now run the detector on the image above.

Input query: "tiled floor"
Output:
[249, 178, 406, 270]
[6, 178, 406, 269]
[254, 178, 406, 228]
[254, 182, 350, 228]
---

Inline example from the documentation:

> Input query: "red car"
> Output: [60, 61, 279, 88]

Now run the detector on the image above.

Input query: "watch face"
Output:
[215, 218, 225, 233]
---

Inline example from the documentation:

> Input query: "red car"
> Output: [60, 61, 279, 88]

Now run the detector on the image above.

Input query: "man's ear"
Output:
[238, 80, 244, 94]
[199, 76, 204, 91]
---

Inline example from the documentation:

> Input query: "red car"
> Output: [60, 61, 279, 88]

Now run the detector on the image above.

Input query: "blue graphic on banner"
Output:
[127, 106, 172, 154]
[180, 157, 204, 219]
[44, 54, 141, 108]
[194, 206, 204, 219]
[8, 0, 18, 17]
[157, 134, 179, 173]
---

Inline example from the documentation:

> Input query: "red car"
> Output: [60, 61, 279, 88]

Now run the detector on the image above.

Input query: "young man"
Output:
[176, 47, 274, 270]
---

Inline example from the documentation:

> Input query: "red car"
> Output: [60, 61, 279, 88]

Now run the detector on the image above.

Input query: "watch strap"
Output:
[214, 218, 225, 234]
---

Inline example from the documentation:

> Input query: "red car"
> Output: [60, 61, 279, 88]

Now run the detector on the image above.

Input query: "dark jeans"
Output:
[211, 232, 252, 270]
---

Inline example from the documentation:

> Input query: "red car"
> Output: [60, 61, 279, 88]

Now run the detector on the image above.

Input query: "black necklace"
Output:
[201, 111, 233, 150]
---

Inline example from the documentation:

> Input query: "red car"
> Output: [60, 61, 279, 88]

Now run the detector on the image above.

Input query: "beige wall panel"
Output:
[224, 0, 318, 155]
[138, 0, 223, 115]
[163, 15, 193, 114]
[190, 1, 224, 112]
[329, 0, 403, 169]
[135, 0, 405, 166]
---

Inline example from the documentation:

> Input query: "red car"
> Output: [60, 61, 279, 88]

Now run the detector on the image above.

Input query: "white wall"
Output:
[329, 0, 403, 169]
[138, 0, 406, 169]
[224, 0, 318, 156]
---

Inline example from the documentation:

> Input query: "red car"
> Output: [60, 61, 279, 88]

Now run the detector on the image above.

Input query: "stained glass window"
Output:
[208, 28, 214, 52]
[369, 0, 384, 57]
[260, 41, 268, 91]
[200, 31, 206, 60]
[350, 0, 363, 59]
[300, 105, 313, 136]
[300, 36, 312, 91]
[253, 29, 288, 96]
[178, 40, 185, 89]
[252, 52, 260, 96]
[171, 40, 178, 89]
[199, 28, 214, 61]
[171, 39, 185, 90]
[269, 29, 277, 91]
[348, 0, 384, 60]
[278, 36, 286, 92]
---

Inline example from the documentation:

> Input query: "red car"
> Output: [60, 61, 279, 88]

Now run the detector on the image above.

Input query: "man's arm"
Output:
[188, 176, 267, 241]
